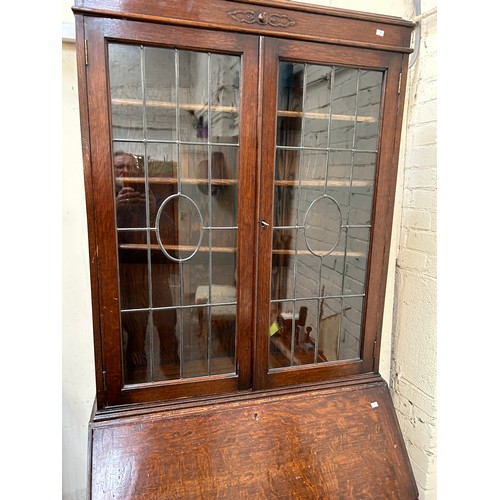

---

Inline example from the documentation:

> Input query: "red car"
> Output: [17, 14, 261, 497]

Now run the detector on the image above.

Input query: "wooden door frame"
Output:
[82, 15, 260, 407]
[254, 36, 405, 390]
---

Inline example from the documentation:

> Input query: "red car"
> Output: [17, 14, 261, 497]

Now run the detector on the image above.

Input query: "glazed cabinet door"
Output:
[83, 17, 259, 406]
[255, 37, 404, 389]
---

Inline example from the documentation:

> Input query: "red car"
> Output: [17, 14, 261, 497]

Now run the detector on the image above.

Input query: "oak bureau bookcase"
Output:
[73, 0, 418, 497]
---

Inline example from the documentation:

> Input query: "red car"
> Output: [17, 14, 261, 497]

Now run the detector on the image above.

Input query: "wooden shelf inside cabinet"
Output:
[112, 98, 238, 114]
[274, 180, 371, 187]
[118, 177, 370, 188]
[116, 176, 238, 187]
[272, 248, 364, 257]
[119, 243, 237, 254]
[111, 99, 377, 123]
[119, 243, 364, 258]
[277, 109, 378, 123]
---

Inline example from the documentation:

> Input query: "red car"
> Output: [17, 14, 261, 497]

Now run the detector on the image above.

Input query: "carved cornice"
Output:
[228, 9, 296, 28]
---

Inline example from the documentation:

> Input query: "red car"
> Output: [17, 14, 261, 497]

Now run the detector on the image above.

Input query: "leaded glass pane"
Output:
[109, 43, 240, 384]
[270, 61, 383, 369]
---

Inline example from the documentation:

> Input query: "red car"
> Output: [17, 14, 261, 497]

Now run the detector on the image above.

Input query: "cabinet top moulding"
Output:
[230, 0, 415, 26]
[72, 0, 415, 54]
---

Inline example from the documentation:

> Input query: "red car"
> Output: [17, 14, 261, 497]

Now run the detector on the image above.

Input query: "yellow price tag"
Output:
[269, 321, 279, 336]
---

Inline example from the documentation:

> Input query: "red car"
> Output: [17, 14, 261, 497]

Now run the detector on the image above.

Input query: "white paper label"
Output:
[376, 29, 385, 37]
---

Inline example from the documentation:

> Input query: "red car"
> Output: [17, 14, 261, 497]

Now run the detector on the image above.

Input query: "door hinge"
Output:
[102, 370, 107, 393]
[84, 39, 89, 66]
[397, 72, 402, 94]
[373, 338, 377, 360]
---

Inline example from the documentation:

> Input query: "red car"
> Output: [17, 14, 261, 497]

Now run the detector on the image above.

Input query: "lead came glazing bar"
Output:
[324, 66, 336, 196]
[314, 65, 336, 364]
[174, 49, 185, 379]
[113, 138, 240, 148]
[207, 52, 213, 376]
[271, 223, 370, 231]
[338, 69, 361, 359]
[121, 299, 239, 315]
[276, 145, 377, 154]
[289, 62, 310, 366]
[119, 293, 366, 316]
[140, 46, 155, 383]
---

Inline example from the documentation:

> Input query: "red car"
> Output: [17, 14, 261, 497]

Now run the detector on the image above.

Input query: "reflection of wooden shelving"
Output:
[119, 243, 363, 258]
[111, 98, 377, 123]
[117, 177, 370, 188]
[120, 243, 237, 254]
[116, 176, 237, 186]
[111, 98, 237, 114]
[277, 109, 377, 123]
[274, 179, 371, 187]
[272, 249, 363, 257]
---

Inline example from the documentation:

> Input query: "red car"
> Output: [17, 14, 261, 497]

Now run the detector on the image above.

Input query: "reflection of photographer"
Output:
[114, 151, 178, 383]
[114, 152, 155, 228]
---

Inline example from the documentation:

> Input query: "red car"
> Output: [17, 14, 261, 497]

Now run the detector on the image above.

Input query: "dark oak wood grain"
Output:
[89, 378, 418, 499]
[75, 15, 107, 408]
[74, 0, 414, 53]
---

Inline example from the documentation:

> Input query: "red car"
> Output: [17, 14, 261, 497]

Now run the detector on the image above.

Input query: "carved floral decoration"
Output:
[228, 9, 296, 28]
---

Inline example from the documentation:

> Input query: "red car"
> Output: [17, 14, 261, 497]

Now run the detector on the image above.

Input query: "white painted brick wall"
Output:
[390, 4, 437, 499]
[291, 4, 438, 498]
